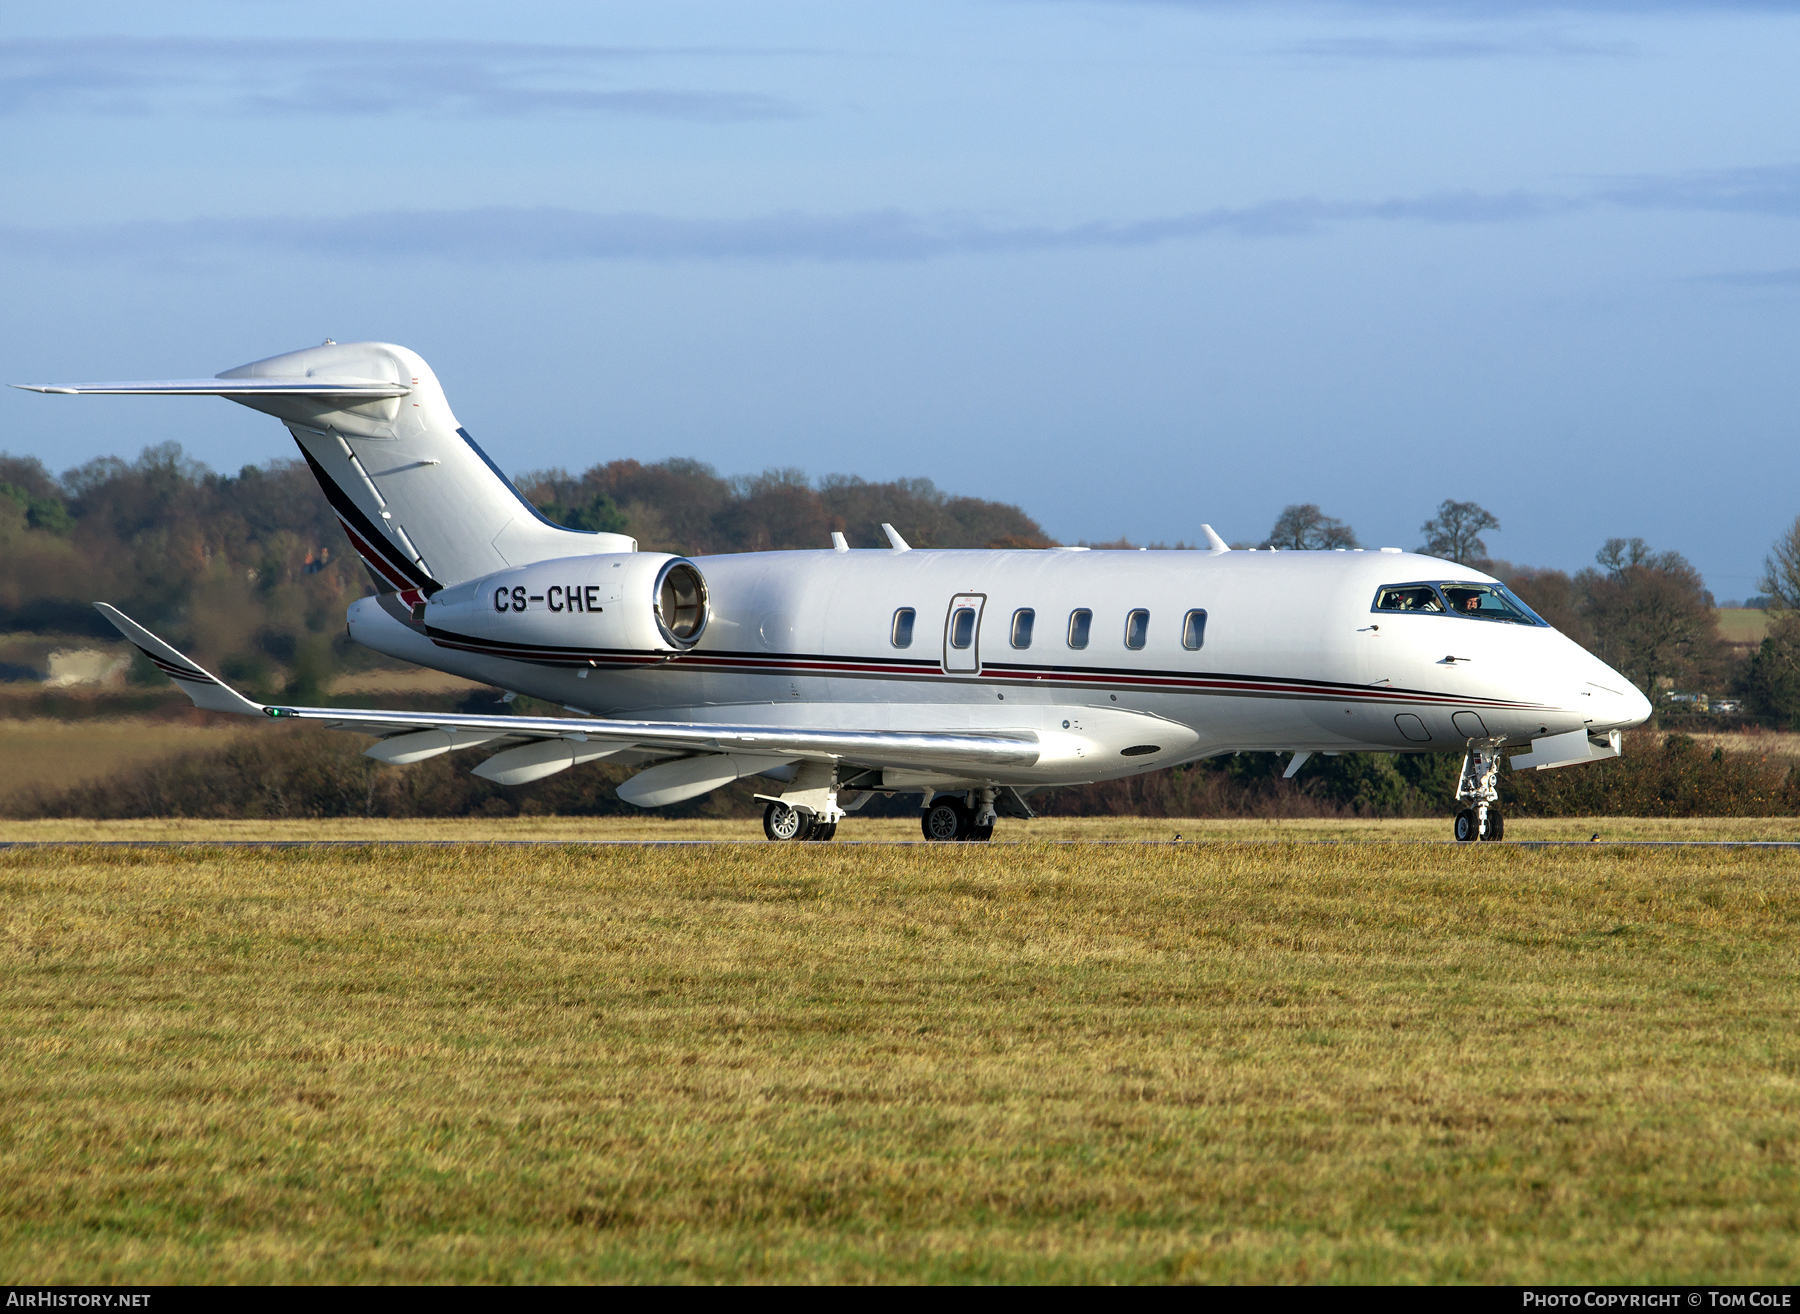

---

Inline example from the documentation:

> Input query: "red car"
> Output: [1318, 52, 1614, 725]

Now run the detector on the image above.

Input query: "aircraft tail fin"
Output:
[18, 342, 635, 595]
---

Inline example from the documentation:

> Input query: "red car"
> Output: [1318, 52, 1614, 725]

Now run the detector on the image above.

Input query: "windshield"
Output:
[1373, 581, 1545, 625]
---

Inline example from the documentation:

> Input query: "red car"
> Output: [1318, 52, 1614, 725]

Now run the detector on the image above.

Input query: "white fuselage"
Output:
[347, 546, 1651, 790]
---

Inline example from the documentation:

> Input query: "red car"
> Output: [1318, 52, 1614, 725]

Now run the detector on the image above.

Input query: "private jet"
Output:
[15, 341, 1651, 841]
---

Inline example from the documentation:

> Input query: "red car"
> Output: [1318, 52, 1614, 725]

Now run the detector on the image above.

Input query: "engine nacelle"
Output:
[423, 553, 708, 660]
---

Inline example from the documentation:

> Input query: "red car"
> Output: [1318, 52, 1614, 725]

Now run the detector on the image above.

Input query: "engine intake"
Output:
[422, 552, 710, 661]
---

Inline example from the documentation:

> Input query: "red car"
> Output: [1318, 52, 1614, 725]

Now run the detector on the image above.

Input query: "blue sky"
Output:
[1, 1, 1796, 595]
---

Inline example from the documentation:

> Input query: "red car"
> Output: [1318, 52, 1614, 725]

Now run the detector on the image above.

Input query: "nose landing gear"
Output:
[1453, 736, 1508, 842]
[1453, 806, 1504, 842]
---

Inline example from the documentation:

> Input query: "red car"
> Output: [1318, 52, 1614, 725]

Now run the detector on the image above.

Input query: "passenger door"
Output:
[943, 594, 986, 674]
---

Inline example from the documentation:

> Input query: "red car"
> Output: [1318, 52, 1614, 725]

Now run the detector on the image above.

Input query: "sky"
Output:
[1, 1, 1796, 597]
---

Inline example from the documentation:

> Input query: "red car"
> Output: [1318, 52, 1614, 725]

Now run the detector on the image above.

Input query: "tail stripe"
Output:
[296, 446, 440, 594]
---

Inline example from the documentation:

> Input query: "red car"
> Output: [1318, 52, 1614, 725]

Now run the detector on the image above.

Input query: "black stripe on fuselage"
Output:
[419, 626, 1542, 711]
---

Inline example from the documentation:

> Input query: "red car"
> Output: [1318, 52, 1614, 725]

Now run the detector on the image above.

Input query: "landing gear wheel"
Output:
[1454, 808, 1479, 842]
[970, 821, 994, 843]
[763, 801, 815, 842]
[1486, 809, 1504, 842]
[922, 797, 972, 842]
[807, 821, 838, 842]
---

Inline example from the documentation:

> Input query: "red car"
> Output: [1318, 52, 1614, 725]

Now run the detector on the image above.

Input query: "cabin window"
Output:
[1067, 608, 1092, 649]
[1182, 609, 1207, 650]
[1011, 608, 1035, 649]
[949, 606, 977, 649]
[891, 608, 915, 648]
[1124, 609, 1149, 650]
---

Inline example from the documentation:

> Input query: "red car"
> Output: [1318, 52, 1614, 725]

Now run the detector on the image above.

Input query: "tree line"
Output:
[8, 440, 1800, 727]
[0, 445, 1047, 695]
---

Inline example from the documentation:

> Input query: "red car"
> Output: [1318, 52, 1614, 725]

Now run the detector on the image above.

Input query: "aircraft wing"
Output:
[97, 604, 1041, 784]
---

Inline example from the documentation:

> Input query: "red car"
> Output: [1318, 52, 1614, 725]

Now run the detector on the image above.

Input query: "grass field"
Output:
[1717, 609, 1773, 647]
[8, 814, 1800, 843]
[1689, 731, 1800, 762]
[326, 668, 487, 696]
[2, 834, 1798, 1283]
[0, 718, 256, 806]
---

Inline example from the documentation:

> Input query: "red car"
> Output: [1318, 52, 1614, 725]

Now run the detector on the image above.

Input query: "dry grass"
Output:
[1688, 731, 1800, 763]
[0, 718, 256, 807]
[1, 839, 1798, 1283]
[6, 815, 1800, 844]
[326, 668, 488, 696]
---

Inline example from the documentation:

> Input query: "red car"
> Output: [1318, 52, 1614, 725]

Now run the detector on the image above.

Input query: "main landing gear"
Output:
[1453, 737, 1507, 842]
[762, 801, 837, 842]
[921, 795, 994, 843]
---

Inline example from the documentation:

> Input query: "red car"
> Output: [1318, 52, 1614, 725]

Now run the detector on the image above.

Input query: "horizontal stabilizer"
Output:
[94, 603, 265, 716]
[11, 378, 410, 398]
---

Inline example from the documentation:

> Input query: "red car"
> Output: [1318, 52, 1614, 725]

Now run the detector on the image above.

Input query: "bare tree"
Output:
[1759, 516, 1800, 612]
[1418, 500, 1500, 566]
[1745, 612, 1800, 727]
[1260, 503, 1358, 551]
[1577, 538, 1725, 723]
[1495, 564, 1592, 647]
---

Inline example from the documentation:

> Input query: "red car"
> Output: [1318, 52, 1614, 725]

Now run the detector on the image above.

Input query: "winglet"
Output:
[1199, 524, 1230, 555]
[93, 603, 266, 716]
[881, 523, 911, 552]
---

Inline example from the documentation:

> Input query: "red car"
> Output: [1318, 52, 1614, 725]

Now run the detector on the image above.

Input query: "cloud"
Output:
[3, 163, 1795, 267]
[1601, 163, 1800, 218]
[0, 37, 801, 122]
[1279, 32, 1632, 57]
[0, 191, 1589, 266]
[1690, 267, 1800, 286]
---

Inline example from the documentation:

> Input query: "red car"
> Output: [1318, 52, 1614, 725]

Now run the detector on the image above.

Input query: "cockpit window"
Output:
[1440, 583, 1543, 624]
[1372, 581, 1545, 625]
[1375, 584, 1444, 614]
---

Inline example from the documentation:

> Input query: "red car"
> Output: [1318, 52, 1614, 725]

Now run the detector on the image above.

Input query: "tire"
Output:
[922, 797, 971, 842]
[763, 801, 814, 842]
[1454, 808, 1478, 842]
[970, 822, 994, 843]
[807, 822, 837, 842]
[1486, 809, 1504, 842]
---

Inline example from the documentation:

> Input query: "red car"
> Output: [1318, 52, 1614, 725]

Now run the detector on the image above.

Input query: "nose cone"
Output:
[1583, 666, 1651, 731]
